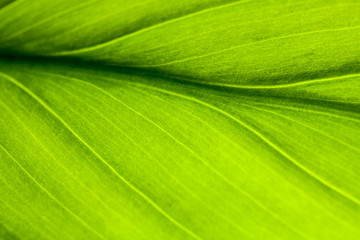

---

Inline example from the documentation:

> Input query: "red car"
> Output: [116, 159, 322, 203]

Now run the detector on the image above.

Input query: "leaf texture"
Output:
[0, 0, 359, 239]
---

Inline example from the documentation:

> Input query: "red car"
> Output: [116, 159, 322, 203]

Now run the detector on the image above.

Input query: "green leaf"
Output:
[1, 0, 359, 240]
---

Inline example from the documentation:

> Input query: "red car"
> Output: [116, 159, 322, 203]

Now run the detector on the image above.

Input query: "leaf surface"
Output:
[0, 0, 359, 239]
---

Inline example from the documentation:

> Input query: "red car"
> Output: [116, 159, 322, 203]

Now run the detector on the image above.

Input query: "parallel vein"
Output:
[0, 71, 203, 240]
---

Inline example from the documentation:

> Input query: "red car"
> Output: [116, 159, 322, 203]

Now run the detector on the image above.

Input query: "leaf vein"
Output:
[0, 71, 203, 240]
